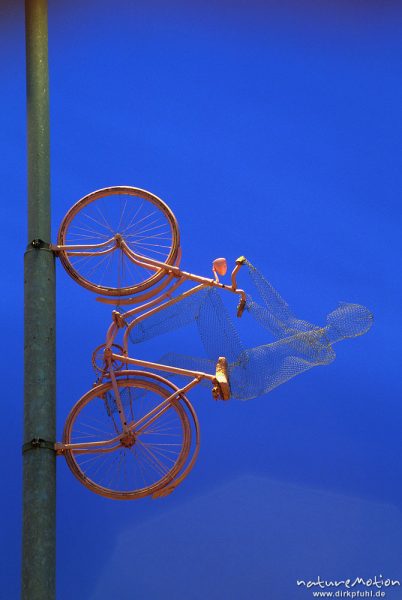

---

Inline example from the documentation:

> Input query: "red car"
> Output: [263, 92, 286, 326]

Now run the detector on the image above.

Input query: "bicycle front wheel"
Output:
[57, 186, 180, 296]
[63, 374, 191, 500]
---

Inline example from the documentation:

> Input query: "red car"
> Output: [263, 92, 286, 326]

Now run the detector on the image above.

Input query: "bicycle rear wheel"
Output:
[57, 186, 180, 296]
[63, 373, 191, 500]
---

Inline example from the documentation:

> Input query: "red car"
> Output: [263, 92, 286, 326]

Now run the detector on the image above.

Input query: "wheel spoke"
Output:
[58, 188, 178, 295]
[64, 377, 191, 499]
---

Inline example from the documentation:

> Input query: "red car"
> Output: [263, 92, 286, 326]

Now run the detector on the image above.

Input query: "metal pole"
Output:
[22, 0, 56, 598]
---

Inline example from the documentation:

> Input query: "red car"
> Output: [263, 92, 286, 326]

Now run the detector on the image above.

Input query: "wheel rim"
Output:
[58, 186, 180, 296]
[63, 377, 191, 499]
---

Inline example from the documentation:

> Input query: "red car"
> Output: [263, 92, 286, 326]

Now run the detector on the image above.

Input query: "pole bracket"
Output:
[26, 239, 52, 252]
[22, 438, 56, 454]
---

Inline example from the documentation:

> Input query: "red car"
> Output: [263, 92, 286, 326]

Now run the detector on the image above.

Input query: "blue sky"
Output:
[1, 1, 402, 598]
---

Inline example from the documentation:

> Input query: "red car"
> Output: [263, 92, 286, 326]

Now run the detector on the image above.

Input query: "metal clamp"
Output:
[27, 238, 52, 250]
[22, 438, 56, 454]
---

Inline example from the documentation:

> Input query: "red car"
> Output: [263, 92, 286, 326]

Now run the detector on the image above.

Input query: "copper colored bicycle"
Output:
[53, 186, 373, 500]
[53, 186, 246, 500]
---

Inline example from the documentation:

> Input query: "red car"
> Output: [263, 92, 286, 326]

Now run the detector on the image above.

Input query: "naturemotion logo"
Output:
[296, 575, 400, 598]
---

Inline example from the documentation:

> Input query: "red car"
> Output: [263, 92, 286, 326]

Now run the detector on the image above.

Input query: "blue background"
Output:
[1, 1, 402, 598]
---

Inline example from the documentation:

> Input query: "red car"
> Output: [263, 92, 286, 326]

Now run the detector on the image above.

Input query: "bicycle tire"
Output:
[57, 186, 180, 296]
[63, 373, 191, 500]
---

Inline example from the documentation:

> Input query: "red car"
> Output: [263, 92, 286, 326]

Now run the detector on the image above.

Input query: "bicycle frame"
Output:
[55, 240, 245, 459]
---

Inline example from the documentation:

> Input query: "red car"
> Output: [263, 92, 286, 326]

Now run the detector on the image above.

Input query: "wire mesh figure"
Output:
[130, 259, 373, 400]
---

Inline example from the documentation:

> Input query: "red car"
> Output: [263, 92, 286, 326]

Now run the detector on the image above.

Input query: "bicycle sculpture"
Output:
[50, 186, 373, 500]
